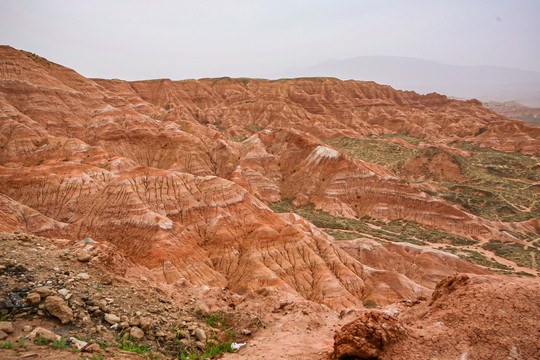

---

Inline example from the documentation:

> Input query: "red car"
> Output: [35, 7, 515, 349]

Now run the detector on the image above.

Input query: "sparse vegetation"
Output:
[441, 246, 512, 270]
[206, 312, 226, 327]
[228, 134, 248, 142]
[363, 300, 378, 308]
[323, 229, 361, 241]
[482, 240, 540, 270]
[379, 132, 425, 145]
[17, 338, 29, 350]
[178, 341, 234, 360]
[0, 341, 14, 349]
[35, 335, 51, 345]
[51, 336, 68, 349]
[269, 199, 475, 246]
[245, 124, 265, 132]
[325, 137, 417, 171]
[117, 336, 150, 354]
[212, 121, 227, 132]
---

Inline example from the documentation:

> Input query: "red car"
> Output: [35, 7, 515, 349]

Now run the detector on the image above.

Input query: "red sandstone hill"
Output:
[0, 45, 538, 314]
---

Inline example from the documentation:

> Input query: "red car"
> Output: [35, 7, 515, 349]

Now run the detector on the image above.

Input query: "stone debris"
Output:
[44, 295, 73, 324]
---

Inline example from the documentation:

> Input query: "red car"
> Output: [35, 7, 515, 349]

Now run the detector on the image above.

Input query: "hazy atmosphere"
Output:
[1, 0, 540, 103]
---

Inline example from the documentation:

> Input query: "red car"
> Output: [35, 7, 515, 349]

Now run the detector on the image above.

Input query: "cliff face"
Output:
[0, 46, 537, 309]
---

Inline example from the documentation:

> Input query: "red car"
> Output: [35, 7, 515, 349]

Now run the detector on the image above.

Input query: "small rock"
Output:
[178, 338, 189, 347]
[26, 292, 41, 305]
[69, 337, 88, 350]
[83, 343, 101, 353]
[77, 273, 90, 280]
[77, 251, 92, 262]
[100, 274, 113, 285]
[0, 321, 14, 334]
[128, 318, 140, 327]
[28, 327, 61, 342]
[130, 326, 144, 340]
[58, 289, 70, 297]
[0, 330, 7, 340]
[45, 296, 73, 324]
[119, 321, 129, 329]
[23, 325, 33, 332]
[194, 328, 206, 343]
[177, 330, 189, 339]
[139, 317, 153, 331]
[241, 329, 252, 336]
[104, 313, 120, 325]
[34, 286, 51, 298]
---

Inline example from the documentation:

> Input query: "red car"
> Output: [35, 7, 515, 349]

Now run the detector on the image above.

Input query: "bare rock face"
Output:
[333, 311, 404, 359]
[45, 295, 73, 324]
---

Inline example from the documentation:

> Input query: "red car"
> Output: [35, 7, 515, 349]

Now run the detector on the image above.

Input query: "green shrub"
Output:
[0, 342, 13, 349]
[35, 335, 51, 345]
[51, 336, 68, 349]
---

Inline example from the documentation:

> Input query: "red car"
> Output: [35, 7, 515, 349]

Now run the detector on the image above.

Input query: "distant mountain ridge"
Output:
[277, 56, 540, 107]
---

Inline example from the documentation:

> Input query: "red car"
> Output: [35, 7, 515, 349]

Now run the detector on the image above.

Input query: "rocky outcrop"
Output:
[332, 274, 540, 359]
[332, 312, 404, 359]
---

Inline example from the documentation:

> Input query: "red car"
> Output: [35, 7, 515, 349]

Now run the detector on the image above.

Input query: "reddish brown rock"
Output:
[333, 311, 404, 359]
[45, 296, 73, 324]
[333, 274, 540, 360]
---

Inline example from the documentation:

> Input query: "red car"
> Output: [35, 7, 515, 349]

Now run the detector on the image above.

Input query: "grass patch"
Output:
[382, 220, 478, 246]
[206, 312, 226, 327]
[429, 145, 539, 222]
[271, 199, 476, 246]
[363, 300, 378, 309]
[379, 132, 425, 145]
[51, 336, 68, 349]
[117, 336, 150, 354]
[245, 124, 265, 132]
[323, 229, 362, 241]
[178, 341, 234, 360]
[442, 246, 512, 270]
[212, 121, 227, 132]
[227, 134, 248, 142]
[482, 240, 540, 270]
[17, 338, 28, 350]
[35, 335, 51, 346]
[325, 137, 417, 171]
[0, 342, 13, 349]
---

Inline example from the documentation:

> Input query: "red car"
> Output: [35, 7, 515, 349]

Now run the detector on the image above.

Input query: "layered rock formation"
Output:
[0, 45, 538, 311]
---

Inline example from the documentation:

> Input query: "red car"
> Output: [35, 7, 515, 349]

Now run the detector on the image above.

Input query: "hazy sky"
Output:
[1, 0, 539, 80]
